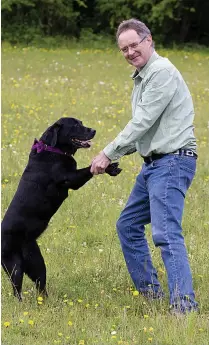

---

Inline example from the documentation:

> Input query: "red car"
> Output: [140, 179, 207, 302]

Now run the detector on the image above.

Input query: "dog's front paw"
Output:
[105, 162, 122, 176]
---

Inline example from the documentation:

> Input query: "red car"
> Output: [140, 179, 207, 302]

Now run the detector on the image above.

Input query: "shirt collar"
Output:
[131, 51, 159, 80]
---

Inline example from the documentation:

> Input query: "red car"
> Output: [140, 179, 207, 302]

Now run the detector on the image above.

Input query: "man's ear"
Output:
[147, 34, 153, 47]
[41, 123, 61, 147]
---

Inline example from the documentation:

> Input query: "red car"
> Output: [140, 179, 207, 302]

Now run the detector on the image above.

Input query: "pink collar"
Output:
[31, 139, 71, 157]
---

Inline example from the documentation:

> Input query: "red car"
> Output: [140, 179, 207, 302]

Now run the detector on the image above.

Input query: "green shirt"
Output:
[103, 51, 196, 160]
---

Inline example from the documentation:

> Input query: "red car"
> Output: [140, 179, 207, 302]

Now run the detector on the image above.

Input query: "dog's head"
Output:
[40, 117, 96, 154]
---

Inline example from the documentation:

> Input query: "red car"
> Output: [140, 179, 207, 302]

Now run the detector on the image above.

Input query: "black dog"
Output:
[1, 117, 121, 301]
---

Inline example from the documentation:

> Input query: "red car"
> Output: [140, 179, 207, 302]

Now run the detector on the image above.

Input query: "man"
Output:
[91, 18, 198, 314]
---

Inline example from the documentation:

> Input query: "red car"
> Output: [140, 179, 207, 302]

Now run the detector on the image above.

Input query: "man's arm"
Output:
[124, 146, 137, 155]
[103, 68, 177, 161]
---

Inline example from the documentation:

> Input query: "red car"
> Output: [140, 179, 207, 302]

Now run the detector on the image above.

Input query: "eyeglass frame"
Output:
[119, 35, 148, 55]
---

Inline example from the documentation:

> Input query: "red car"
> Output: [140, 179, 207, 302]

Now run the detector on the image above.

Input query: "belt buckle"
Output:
[185, 150, 194, 157]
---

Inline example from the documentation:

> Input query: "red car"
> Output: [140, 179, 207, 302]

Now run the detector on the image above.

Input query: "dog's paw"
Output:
[105, 162, 122, 176]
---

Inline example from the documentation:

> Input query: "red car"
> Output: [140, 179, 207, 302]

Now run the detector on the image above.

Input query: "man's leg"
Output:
[148, 155, 198, 312]
[116, 166, 162, 297]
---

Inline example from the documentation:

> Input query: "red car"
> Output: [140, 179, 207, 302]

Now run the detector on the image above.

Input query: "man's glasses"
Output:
[120, 36, 147, 55]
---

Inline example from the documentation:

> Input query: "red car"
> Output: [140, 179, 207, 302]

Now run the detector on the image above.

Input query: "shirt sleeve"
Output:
[103, 68, 177, 160]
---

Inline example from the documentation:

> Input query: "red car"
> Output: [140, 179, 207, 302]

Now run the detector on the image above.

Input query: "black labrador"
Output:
[1, 117, 121, 301]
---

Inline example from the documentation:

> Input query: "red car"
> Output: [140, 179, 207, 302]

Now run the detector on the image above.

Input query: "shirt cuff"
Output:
[103, 143, 121, 161]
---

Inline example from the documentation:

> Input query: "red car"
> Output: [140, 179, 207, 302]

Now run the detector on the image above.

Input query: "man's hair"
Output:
[116, 18, 154, 47]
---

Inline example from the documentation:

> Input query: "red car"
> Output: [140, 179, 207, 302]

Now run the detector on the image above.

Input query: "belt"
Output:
[143, 149, 197, 164]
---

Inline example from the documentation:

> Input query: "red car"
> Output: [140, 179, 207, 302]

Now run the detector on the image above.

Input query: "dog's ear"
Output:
[41, 123, 61, 147]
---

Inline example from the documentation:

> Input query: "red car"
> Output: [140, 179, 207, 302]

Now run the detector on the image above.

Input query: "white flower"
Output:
[111, 331, 117, 335]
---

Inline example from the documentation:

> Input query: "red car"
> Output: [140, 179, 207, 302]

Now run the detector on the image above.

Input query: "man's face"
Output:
[118, 29, 153, 70]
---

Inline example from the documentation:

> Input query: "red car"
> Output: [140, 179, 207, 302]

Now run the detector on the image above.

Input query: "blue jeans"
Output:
[116, 154, 198, 312]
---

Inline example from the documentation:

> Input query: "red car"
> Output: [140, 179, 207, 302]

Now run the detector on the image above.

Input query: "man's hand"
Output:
[91, 151, 111, 175]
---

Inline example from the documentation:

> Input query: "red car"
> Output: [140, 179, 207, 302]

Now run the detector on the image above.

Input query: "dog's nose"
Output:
[91, 129, 96, 136]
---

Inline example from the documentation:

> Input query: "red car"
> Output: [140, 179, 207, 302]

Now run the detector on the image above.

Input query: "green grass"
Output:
[1, 43, 209, 345]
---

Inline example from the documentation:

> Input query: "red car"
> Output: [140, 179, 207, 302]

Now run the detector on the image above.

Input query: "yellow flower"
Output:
[144, 314, 149, 319]
[58, 332, 63, 337]
[79, 340, 85, 345]
[4, 321, 10, 327]
[23, 311, 29, 316]
[28, 320, 34, 326]
[132, 290, 139, 296]
[19, 319, 24, 323]
[143, 327, 147, 332]
[77, 299, 83, 303]
[37, 296, 43, 302]
[68, 321, 73, 326]
[148, 338, 153, 342]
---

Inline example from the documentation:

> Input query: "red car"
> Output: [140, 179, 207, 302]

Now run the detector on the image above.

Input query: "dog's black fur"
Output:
[1, 117, 121, 301]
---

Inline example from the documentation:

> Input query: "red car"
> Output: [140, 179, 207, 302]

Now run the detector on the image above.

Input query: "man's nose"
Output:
[127, 46, 136, 55]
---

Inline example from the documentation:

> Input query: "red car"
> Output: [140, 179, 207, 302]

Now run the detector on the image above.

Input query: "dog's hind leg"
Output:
[23, 240, 48, 297]
[2, 252, 24, 301]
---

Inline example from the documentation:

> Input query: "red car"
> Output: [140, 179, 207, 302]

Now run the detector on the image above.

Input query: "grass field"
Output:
[1, 43, 209, 345]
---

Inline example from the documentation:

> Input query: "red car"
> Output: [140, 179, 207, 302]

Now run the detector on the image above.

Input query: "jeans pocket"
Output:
[151, 155, 175, 168]
[179, 157, 196, 196]
[179, 156, 196, 173]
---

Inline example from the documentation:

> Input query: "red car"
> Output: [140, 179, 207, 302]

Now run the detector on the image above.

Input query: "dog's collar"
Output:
[31, 139, 71, 157]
